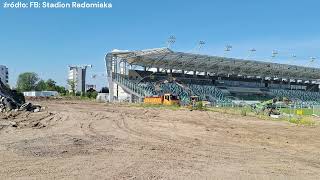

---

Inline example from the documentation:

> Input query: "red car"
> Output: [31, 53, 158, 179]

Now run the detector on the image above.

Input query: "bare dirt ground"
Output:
[0, 100, 319, 179]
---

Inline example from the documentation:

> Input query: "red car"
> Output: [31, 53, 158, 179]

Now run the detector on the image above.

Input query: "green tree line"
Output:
[16, 72, 105, 99]
[16, 72, 67, 94]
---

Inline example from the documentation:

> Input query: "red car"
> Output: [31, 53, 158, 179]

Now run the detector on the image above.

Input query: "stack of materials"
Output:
[0, 81, 41, 113]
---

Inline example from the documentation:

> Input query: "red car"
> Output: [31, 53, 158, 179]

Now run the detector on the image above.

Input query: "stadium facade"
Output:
[105, 48, 320, 104]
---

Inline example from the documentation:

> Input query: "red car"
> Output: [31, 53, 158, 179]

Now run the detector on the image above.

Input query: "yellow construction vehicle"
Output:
[144, 93, 180, 106]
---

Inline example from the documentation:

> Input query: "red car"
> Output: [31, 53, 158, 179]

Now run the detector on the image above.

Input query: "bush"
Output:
[241, 108, 247, 116]
[288, 116, 316, 126]
[194, 101, 204, 110]
[86, 91, 98, 99]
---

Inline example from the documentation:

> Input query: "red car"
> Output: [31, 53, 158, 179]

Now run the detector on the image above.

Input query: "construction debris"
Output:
[0, 81, 41, 113]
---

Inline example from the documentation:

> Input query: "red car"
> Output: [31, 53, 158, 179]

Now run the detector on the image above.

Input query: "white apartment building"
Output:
[68, 65, 91, 93]
[0, 65, 8, 84]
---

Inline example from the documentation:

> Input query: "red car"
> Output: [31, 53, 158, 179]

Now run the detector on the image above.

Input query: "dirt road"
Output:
[0, 100, 319, 179]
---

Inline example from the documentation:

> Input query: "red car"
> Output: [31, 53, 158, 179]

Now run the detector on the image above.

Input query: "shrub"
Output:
[195, 101, 204, 110]
[241, 108, 247, 116]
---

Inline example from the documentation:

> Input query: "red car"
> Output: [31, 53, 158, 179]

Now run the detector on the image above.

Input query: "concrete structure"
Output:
[68, 65, 92, 93]
[0, 65, 8, 84]
[86, 84, 97, 91]
[23, 91, 59, 97]
[96, 93, 109, 102]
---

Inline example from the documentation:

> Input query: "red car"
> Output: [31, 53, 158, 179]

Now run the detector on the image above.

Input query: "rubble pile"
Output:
[0, 81, 41, 113]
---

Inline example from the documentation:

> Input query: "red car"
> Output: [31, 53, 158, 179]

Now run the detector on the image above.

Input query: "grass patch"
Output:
[207, 106, 254, 117]
[132, 103, 182, 111]
[130, 103, 318, 126]
[286, 116, 317, 126]
[240, 108, 247, 116]
[280, 108, 314, 116]
[208, 106, 318, 126]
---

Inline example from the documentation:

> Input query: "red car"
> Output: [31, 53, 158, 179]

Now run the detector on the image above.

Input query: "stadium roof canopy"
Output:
[109, 47, 320, 80]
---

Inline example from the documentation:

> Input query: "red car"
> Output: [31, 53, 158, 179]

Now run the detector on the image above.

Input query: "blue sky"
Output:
[1, 0, 320, 88]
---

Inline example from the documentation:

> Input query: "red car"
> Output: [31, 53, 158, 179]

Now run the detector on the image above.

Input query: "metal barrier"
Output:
[113, 74, 151, 97]
[312, 105, 320, 116]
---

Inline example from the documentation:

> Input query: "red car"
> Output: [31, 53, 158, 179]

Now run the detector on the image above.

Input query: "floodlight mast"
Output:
[282, 50, 297, 64]
[307, 57, 317, 67]
[310, 57, 316, 62]
[271, 50, 278, 57]
[246, 48, 256, 59]
[288, 54, 296, 64]
[198, 41, 206, 51]
[270, 50, 278, 62]
[224, 44, 232, 57]
[167, 35, 176, 48]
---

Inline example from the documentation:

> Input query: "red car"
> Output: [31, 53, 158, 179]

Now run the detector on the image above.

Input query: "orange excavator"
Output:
[144, 93, 180, 106]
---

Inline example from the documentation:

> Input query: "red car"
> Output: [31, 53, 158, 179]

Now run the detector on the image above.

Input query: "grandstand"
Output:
[105, 48, 320, 104]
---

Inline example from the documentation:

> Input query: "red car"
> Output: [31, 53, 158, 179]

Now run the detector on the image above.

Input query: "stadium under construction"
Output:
[105, 48, 320, 105]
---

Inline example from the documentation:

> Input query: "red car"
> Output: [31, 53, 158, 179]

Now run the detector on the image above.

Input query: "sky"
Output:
[1, 0, 320, 89]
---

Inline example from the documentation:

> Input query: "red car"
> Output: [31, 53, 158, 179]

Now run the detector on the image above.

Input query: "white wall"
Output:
[23, 91, 59, 97]
[113, 83, 130, 102]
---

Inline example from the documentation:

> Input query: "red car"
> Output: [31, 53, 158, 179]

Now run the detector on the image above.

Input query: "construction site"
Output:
[0, 47, 320, 179]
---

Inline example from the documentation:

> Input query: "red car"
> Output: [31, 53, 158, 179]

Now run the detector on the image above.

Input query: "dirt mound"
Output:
[0, 80, 25, 105]
[0, 81, 42, 113]
[0, 111, 54, 131]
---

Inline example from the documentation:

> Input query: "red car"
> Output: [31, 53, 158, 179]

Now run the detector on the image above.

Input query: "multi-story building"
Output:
[0, 65, 9, 84]
[68, 65, 92, 93]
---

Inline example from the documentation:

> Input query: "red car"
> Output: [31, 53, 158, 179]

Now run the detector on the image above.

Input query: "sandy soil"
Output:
[0, 100, 319, 179]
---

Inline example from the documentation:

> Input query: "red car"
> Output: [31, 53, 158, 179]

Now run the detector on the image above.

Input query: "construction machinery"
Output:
[144, 93, 180, 106]
[252, 98, 280, 116]
[140, 76, 196, 105]
[141, 76, 213, 107]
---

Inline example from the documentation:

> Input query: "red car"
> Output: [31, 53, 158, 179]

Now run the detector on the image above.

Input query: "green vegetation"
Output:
[194, 101, 205, 111]
[240, 108, 247, 116]
[136, 103, 318, 126]
[207, 106, 252, 116]
[15, 72, 99, 100]
[67, 79, 77, 96]
[286, 116, 317, 126]
[280, 108, 314, 116]
[85, 91, 98, 99]
[16, 72, 67, 95]
[216, 106, 318, 126]
[37, 79, 67, 95]
[133, 103, 182, 111]
[36, 80, 47, 91]
[16, 72, 39, 91]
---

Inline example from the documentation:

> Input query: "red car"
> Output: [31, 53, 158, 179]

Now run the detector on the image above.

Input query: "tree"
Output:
[86, 88, 98, 99]
[36, 80, 47, 91]
[46, 79, 56, 91]
[16, 72, 39, 92]
[67, 79, 77, 95]
[55, 86, 67, 95]
[100, 87, 109, 93]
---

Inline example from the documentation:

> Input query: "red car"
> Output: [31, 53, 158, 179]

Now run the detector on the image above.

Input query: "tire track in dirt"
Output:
[110, 111, 210, 160]
[78, 112, 118, 146]
[113, 112, 178, 144]
[81, 110, 194, 161]
[0, 111, 57, 131]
